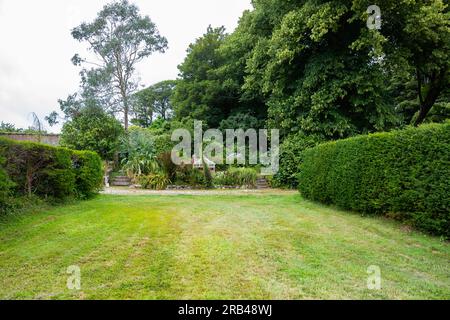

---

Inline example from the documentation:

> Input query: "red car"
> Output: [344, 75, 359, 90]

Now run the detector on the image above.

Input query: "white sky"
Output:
[0, 0, 252, 133]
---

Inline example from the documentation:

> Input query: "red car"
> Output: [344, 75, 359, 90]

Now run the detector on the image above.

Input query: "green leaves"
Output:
[299, 122, 450, 237]
[67, 0, 168, 130]
[60, 106, 124, 160]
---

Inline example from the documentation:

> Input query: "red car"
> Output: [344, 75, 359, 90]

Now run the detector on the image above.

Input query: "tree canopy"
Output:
[131, 80, 176, 127]
[171, 0, 449, 137]
[60, 106, 124, 160]
[55, 0, 168, 130]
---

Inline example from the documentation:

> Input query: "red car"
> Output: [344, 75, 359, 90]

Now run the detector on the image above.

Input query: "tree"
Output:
[131, 80, 176, 127]
[131, 88, 154, 128]
[241, 0, 401, 139]
[379, 0, 450, 125]
[219, 113, 263, 130]
[172, 26, 232, 128]
[70, 0, 168, 130]
[0, 122, 20, 133]
[60, 106, 124, 160]
[147, 80, 176, 120]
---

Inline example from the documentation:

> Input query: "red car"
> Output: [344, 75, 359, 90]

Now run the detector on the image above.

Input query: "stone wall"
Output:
[0, 133, 61, 146]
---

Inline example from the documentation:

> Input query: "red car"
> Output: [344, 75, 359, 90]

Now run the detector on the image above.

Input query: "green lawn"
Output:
[0, 193, 448, 300]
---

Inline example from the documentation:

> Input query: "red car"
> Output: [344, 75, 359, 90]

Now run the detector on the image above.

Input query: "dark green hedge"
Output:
[0, 138, 103, 206]
[298, 123, 450, 237]
[273, 133, 323, 188]
[0, 155, 15, 213]
[72, 150, 103, 199]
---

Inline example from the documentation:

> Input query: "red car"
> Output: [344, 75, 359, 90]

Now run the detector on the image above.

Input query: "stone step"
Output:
[113, 178, 131, 182]
[256, 177, 269, 189]
[112, 181, 132, 186]
[111, 176, 132, 186]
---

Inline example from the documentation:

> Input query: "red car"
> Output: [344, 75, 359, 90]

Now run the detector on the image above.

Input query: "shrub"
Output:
[139, 173, 170, 190]
[38, 148, 76, 199]
[0, 139, 75, 198]
[0, 138, 103, 201]
[72, 150, 103, 199]
[153, 133, 175, 155]
[203, 160, 214, 189]
[298, 123, 450, 237]
[273, 133, 323, 188]
[0, 156, 15, 214]
[213, 167, 257, 187]
[175, 165, 205, 187]
[61, 106, 124, 160]
[157, 152, 177, 182]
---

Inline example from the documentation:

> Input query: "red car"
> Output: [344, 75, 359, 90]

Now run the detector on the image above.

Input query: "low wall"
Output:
[0, 133, 61, 146]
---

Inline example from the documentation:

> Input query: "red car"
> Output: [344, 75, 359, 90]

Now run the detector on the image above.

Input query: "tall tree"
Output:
[172, 26, 232, 128]
[378, 0, 450, 125]
[148, 80, 176, 120]
[70, 0, 168, 130]
[131, 80, 176, 127]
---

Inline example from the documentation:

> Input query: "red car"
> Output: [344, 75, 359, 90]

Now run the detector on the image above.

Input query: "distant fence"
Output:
[0, 133, 61, 146]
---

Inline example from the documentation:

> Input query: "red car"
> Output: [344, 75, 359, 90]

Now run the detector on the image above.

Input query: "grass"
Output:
[0, 193, 448, 300]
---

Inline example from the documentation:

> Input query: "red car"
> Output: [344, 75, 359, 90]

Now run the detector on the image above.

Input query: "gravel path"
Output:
[100, 187, 297, 196]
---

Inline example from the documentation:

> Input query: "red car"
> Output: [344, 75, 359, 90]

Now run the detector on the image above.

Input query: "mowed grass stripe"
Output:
[0, 194, 448, 299]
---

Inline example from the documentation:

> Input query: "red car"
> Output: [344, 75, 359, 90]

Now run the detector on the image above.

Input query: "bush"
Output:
[0, 156, 15, 214]
[157, 152, 177, 182]
[298, 123, 450, 237]
[0, 138, 103, 201]
[38, 148, 76, 199]
[0, 139, 75, 198]
[175, 165, 205, 187]
[273, 133, 323, 188]
[72, 150, 103, 199]
[139, 173, 170, 190]
[213, 167, 258, 187]
[61, 106, 124, 160]
[203, 160, 214, 189]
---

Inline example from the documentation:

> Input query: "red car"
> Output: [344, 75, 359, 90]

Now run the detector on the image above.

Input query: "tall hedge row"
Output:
[0, 138, 103, 207]
[298, 123, 450, 237]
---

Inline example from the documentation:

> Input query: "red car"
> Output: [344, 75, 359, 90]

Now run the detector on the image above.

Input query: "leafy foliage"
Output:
[61, 106, 124, 160]
[213, 167, 258, 187]
[0, 138, 103, 202]
[53, 0, 168, 130]
[72, 150, 104, 199]
[0, 156, 15, 214]
[298, 122, 450, 237]
[273, 133, 323, 188]
[132, 80, 176, 127]
[172, 26, 235, 128]
[138, 173, 170, 190]
[174, 165, 206, 187]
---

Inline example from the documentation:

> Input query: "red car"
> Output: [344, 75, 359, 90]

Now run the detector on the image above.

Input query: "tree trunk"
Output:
[124, 105, 129, 131]
[413, 69, 445, 126]
[414, 83, 442, 126]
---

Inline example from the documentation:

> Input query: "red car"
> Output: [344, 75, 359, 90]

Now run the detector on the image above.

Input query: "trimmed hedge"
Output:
[273, 132, 323, 188]
[72, 150, 104, 199]
[298, 123, 450, 237]
[0, 138, 103, 204]
[0, 156, 15, 213]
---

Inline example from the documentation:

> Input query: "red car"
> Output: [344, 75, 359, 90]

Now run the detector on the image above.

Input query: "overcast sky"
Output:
[0, 0, 252, 133]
